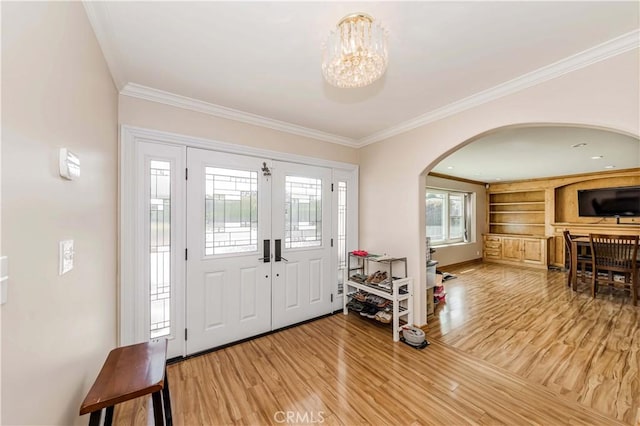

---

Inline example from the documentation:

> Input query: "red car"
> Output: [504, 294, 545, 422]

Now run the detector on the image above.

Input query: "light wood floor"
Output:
[113, 263, 639, 425]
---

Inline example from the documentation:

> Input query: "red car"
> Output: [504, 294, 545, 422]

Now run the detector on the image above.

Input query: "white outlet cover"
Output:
[59, 240, 74, 275]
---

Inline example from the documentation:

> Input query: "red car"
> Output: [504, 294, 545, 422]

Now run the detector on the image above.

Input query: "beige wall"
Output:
[359, 49, 640, 324]
[119, 95, 359, 164]
[425, 176, 486, 267]
[1, 3, 118, 425]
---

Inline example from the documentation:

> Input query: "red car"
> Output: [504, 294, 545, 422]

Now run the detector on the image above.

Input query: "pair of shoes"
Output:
[375, 310, 392, 324]
[371, 271, 388, 284]
[359, 305, 378, 318]
[364, 294, 383, 305]
[354, 291, 367, 302]
[347, 300, 364, 312]
[349, 274, 366, 283]
[366, 271, 381, 283]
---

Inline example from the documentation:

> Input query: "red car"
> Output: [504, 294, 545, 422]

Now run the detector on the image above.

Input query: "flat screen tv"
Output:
[577, 186, 640, 217]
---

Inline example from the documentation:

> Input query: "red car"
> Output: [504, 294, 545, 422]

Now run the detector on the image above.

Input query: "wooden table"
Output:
[570, 235, 640, 291]
[79, 340, 172, 426]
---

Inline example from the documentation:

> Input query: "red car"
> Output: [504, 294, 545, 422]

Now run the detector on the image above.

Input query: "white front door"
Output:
[271, 161, 333, 329]
[186, 150, 334, 353]
[186, 149, 272, 354]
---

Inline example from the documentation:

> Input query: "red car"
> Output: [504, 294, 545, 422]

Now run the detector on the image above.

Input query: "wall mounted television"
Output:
[577, 186, 640, 217]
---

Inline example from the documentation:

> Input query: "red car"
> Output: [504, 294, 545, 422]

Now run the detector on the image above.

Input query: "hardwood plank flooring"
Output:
[112, 263, 638, 426]
[432, 262, 640, 425]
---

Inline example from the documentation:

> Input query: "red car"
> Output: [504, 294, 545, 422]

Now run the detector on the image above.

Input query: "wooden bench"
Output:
[79, 340, 173, 426]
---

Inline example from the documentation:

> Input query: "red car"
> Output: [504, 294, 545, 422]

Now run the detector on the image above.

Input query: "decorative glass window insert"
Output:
[150, 160, 171, 339]
[285, 176, 322, 248]
[205, 167, 258, 255]
[426, 189, 471, 245]
[337, 181, 347, 295]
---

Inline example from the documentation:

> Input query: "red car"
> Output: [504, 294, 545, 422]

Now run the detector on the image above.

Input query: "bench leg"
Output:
[162, 367, 173, 426]
[152, 391, 164, 426]
[88, 410, 102, 426]
[104, 406, 114, 426]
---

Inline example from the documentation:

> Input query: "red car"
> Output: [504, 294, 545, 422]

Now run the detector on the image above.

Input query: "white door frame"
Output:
[120, 125, 358, 356]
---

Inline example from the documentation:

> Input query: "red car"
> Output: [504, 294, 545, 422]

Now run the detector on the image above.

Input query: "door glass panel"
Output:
[337, 181, 347, 295]
[150, 160, 171, 339]
[205, 167, 258, 255]
[285, 176, 322, 248]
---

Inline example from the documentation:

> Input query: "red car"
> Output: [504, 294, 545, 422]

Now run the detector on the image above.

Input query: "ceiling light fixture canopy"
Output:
[322, 13, 388, 88]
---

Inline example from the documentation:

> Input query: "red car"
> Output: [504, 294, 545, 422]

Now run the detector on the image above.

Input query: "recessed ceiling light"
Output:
[604, 165, 616, 169]
[591, 156, 603, 160]
[447, 166, 454, 170]
[495, 178, 502, 181]
[571, 143, 588, 148]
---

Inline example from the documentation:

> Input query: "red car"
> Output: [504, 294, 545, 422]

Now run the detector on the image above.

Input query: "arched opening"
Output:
[417, 123, 639, 316]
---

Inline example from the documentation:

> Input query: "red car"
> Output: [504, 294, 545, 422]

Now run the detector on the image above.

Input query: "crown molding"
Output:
[120, 83, 358, 147]
[82, 1, 126, 89]
[356, 30, 640, 147]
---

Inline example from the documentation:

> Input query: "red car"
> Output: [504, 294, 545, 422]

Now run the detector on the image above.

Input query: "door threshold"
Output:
[169, 311, 340, 365]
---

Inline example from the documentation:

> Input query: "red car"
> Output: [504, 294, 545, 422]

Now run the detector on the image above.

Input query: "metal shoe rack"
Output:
[343, 252, 413, 342]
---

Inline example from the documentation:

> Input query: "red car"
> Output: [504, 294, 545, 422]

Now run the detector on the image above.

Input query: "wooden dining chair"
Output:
[589, 234, 639, 306]
[563, 231, 591, 288]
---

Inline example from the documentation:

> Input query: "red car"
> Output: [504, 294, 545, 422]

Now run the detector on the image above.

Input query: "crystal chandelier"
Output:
[322, 13, 388, 88]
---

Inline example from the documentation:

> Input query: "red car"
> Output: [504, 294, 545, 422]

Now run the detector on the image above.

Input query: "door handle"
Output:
[275, 239, 288, 262]
[259, 239, 270, 263]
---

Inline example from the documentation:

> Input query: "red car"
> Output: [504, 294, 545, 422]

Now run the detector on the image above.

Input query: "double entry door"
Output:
[186, 148, 333, 354]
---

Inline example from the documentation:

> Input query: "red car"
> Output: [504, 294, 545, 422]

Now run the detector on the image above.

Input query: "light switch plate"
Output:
[59, 240, 74, 275]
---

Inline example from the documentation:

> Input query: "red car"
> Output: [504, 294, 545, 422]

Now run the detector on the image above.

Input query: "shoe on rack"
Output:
[347, 300, 365, 312]
[364, 305, 378, 319]
[372, 271, 387, 284]
[354, 291, 367, 302]
[366, 271, 381, 283]
[375, 310, 392, 324]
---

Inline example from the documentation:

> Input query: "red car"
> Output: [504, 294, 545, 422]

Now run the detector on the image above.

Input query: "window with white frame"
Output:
[426, 189, 472, 245]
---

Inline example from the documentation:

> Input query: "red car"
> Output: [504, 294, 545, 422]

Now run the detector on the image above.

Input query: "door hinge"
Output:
[331, 238, 334, 247]
[185, 168, 188, 180]
[331, 294, 334, 303]
[185, 248, 188, 260]
[331, 183, 334, 192]
[185, 328, 188, 341]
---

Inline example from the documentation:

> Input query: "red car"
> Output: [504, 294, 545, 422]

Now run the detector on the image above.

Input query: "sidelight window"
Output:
[149, 160, 171, 338]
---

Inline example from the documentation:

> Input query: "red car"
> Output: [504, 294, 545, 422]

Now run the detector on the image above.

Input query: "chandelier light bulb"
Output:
[322, 13, 388, 88]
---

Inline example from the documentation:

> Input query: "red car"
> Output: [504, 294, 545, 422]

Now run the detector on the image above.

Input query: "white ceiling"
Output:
[85, 1, 639, 147]
[431, 126, 640, 183]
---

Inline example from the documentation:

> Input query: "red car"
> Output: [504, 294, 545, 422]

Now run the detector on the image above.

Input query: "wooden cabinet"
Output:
[483, 234, 549, 269]
[501, 237, 522, 262]
[483, 235, 502, 260]
[522, 238, 545, 265]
